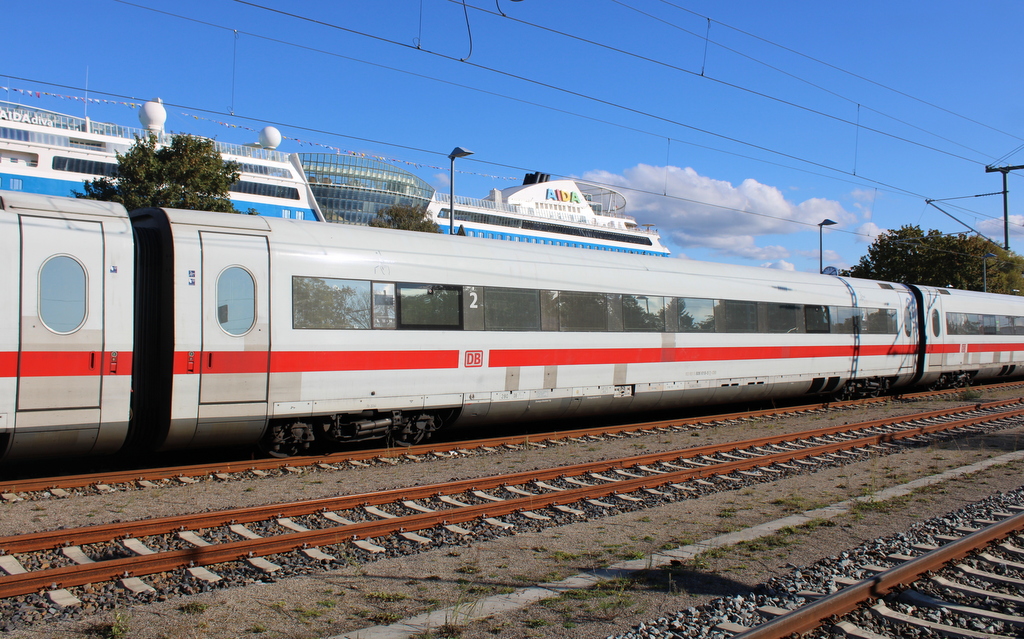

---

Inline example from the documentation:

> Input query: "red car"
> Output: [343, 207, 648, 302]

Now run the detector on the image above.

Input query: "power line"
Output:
[648, 0, 1024, 147]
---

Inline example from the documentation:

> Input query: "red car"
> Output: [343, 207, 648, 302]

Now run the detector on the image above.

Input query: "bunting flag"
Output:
[0, 85, 143, 108]
[180, 111, 518, 181]
[0, 85, 517, 180]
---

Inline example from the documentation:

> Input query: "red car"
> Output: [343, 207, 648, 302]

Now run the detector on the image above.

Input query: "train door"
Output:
[16, 216, 105, 448]
[194, 231, 270, 446]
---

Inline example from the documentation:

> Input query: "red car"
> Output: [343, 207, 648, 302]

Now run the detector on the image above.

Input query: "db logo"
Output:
[464, 350, 484, 367]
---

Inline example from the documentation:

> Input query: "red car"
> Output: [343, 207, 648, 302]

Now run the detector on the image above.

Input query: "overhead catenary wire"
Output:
[46, 1, 1007, 241]
[108, 0, 1003, 224]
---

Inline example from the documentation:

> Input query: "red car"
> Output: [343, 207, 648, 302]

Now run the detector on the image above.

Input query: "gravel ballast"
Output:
[0, 390, 1022, 638]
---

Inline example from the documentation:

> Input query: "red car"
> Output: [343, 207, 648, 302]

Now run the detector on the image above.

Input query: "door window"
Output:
[39, 255, 87, 333]
[217, 267, 256, 335]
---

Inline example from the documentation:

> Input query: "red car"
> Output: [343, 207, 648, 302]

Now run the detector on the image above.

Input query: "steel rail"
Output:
[731, 509, 1024, 639]
[1, 401, 1020, 555]
[0, 406, 1022, 597]
[2, 391, 1015, 497]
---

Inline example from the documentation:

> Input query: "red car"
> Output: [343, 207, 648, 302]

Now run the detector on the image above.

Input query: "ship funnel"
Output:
[139, 98, 167, 133]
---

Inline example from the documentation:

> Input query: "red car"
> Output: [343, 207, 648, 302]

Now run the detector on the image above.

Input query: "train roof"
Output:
[0, 191, 128, 218]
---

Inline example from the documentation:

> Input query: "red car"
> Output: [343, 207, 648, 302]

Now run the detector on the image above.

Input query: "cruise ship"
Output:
[0, 98, 322, 221]
[428, 173, 669, 256]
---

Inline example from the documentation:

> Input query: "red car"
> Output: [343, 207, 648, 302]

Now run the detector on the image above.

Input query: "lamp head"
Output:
[449, 146, 474, 160]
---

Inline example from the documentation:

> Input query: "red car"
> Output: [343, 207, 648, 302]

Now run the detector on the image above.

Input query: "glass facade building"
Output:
[298, 153, 435, 225]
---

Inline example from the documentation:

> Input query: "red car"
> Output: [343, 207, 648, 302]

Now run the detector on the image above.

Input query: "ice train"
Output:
[3, 190, 1024, 461]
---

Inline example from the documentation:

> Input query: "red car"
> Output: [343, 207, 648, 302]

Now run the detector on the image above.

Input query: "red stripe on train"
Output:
[488, 344, 920, 368]
[9, 351, 133, 377]
[169, 350, 461, 375]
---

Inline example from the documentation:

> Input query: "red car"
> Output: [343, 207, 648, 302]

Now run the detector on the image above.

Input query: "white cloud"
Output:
[760, 259, 796, 270]
[582, 164, 857, 260]
[856, 222, 884, 243]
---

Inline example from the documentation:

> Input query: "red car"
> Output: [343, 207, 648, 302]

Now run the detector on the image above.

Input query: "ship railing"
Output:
[84, 121, 293, 163]
[435, 192, 659, 235]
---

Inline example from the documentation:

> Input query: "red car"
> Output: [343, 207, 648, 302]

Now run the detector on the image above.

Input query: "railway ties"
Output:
[693, 508, 1024, 639]
[3, 405, 1024, 621]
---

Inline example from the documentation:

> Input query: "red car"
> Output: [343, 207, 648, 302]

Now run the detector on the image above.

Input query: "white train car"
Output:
[128, 207, 922, 456]
[916, 285, 1024, 387]
[6, 191, 1022, 463]
[0, 191, 134, 460]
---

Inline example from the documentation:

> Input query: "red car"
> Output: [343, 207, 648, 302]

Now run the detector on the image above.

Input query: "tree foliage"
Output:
[76, 133, 242, 212]
[844, 225, 1024, 294]
[369, 204, 439, 233]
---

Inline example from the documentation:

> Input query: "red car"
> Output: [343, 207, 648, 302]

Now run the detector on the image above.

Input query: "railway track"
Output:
[1, 397, 1022, 618]
[734, 509, 1024, 638]
[2, 382, 1018, 498]
[621, 496, 1024, 639]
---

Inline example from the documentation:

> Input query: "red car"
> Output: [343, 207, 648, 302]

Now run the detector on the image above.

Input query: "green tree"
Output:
[844, 225, 1024, 294]
[76, 133, 242, 212]
[369, 204, 439, 233]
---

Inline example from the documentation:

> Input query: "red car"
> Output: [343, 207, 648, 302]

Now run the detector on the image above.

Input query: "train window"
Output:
[623, 295, 666, 332]
[946, 313, 980, 335]
[833, 307, 861, 334]
[931, 310, 941, 336]
[998, 316, 1015, 336]
[722, 300, 758, 333]
[765, 303, 801, 333]
[863, 308, 898, 334]
[559, 291, 608, 331]
[292, 277, 371, 329]
[1015, 317, 1024, 336]
[982, 315, 998, 336]
[904, 307, 913, 337]
[805, 305, 830, 333]
[396, 284, 462, 330]
[485, 287, 541, 331]
[217, 267, 256, 336]
[373, 283, 396, 329]
[38, 255, 87, 334]
[678, 298, 716, 333]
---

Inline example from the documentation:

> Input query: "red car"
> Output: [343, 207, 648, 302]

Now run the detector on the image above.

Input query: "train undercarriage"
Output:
[260, 409, 457, 457]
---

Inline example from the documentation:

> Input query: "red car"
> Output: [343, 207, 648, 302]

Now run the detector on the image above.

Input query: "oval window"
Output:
[932, 309, 941, 336]
[39, 255, 87, 333]
[903, 306, 913, 337]
[217, 267, 256, 335]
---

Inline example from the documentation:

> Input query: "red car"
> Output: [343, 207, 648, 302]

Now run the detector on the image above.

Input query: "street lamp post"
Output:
[448, 147, 474, 235]
[983, 252, 996, 292]
[818, 219, 837, 274]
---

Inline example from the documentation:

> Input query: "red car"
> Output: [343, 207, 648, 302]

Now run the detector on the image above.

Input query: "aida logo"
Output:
[546, 188, 582, 204]
[0, 108, 56, 127]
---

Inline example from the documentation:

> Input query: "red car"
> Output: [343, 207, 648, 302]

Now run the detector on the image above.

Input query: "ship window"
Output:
[292, 276, 371, 329]
[217, 267, 256, 336]
[397, 284, 462, 330]
[39, 255, 87, 334]
[623, 295, 666, 332]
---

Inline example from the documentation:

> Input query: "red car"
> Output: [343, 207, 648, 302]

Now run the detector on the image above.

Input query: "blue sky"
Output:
[7, 0, 1024, 271]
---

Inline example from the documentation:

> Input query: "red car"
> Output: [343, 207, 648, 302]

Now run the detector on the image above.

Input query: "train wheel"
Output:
[388, 413, 437, 447]
[261, 420, 315, 458]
